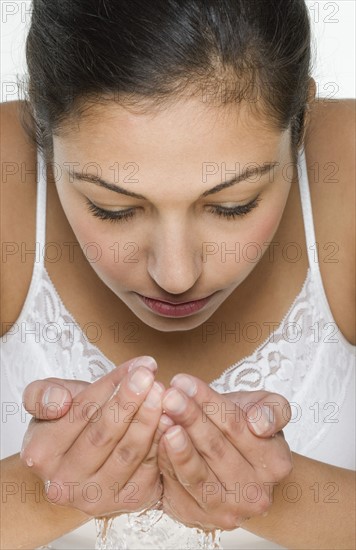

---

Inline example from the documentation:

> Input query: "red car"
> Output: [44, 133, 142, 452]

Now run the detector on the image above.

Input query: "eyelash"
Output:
[207, 196, 261, 220]
[84, 195, 261, 224]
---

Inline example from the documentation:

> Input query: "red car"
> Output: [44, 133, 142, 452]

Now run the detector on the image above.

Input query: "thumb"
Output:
[227, 390, 292, 438]
[21, 355, 159, 421]
[22, 377, 89, 420]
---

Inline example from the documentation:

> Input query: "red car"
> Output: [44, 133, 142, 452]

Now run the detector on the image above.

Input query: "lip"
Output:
[136, 292, 216, 317]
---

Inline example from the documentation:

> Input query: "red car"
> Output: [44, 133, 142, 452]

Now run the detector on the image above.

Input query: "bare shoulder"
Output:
[0, 100, 38, 336]
[304, 98, 355, 344]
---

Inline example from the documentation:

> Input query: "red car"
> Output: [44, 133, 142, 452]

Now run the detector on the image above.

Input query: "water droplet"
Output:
[26, 457, 34, 467]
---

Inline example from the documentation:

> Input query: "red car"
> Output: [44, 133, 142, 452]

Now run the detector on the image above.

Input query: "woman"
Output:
[1, 0, 355, 549]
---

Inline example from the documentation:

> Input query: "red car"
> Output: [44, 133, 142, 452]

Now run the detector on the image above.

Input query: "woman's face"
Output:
[52, 97, 294, 332]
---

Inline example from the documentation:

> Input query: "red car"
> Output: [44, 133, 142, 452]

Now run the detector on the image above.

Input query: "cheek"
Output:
[247, 183, 291, 251]
[58, 196, 132, 285]
[211, 201, 287, 284]
[73, 221, 134, 285]
[251, 205, 283, 242]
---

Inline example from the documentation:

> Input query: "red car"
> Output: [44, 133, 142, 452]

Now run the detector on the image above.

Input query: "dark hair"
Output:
[19, 0, 314, 166]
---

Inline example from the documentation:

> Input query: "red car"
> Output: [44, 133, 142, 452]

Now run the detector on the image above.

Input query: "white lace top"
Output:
[1, 146, 355, 550]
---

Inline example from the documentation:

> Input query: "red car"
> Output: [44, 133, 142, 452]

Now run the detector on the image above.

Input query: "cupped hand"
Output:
[20, 356, 172, 517]
[157, 374, 293, 531]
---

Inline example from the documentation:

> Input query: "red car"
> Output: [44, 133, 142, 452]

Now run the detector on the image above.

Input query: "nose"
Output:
[146, 218, 202, 295]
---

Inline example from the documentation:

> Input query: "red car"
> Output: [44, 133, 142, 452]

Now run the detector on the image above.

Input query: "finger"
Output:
[21, 355, 157, 420]
[21, 357, 157, 466]
[157, 422, 178, 479]
[22, 379, 81, 420]
[101, 387, 172, 478]
[158, 427, 237, 520]
[44, 367, 160, 506]
[173, 379, 291, 438]
[158, 436, 251, 531]
[166, 375, 290, 476]
[58, 367, 157, 478]
[162, 386, 254, 485]
[141, 380, 171, 467]
[108, 414, 173, 514]
[102, 414, 174, 513]
[226, 390, 292, 437]
[159, 425, 219, 492]
[142, 414, 175, 469]
[158, 438, 210, 527]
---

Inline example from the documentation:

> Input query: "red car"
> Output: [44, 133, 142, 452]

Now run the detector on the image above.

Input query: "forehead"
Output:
[57, 96, 283, 143]
[53, 97, 290, 186]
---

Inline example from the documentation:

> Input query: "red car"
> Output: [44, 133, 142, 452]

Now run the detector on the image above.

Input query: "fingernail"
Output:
[108, 383, 121, 401]
[250, 405, 275, 435]
[42, 387, 68, 407]
[157, 414, 175, 436]
[170, 374, 197, 397]
[143, 382, 164, 409]
[162, 388, 187, 414]
[128, 367, 154, 394]
[159, 414, 175, 427]
[165, 426, 187, 451]
[155, 381, 166, 392]
[128, 356, 157, 372]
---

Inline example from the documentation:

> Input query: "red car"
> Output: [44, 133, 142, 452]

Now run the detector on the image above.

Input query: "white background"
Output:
[0, 2, 354, 549]
[0, 0, 355, 103]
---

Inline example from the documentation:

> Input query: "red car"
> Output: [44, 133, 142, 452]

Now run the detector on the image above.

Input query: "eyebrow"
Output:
[69, 162, 279, 200]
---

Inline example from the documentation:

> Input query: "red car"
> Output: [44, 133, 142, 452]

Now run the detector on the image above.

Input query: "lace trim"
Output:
[209, 267, 312, 387]
[41, 265, 116, 373]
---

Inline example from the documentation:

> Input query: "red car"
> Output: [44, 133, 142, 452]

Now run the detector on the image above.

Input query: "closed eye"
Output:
[84, 195, 261, 224]
[206, 196, 261, 219]
[85, 199, 137, 223]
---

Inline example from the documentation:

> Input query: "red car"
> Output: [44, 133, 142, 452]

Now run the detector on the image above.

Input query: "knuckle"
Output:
[141, 454, 156, 467]
[217, 511, 240, 531]
[113, 444, 140, 468]
[269, 448, 293, 480]
[203, 433, 227, 461]
[226, 413, 247, 440]
[254, 491, 271, 515]
[163, 464, 179, 482]
[85, 424, 114, 448]
[56, 485, 73, 507]
[178, 471, 205, 489]
[180, 412, 199, 430]
[277, 457, 293, 480]
[20, 442, 32, 465]
[22, 445, 48, 474]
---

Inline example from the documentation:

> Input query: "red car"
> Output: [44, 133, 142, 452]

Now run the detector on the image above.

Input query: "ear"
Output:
[304, 77, 317, 125]
[299, 77, 317, 146]
[307, 77, 317, 106]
